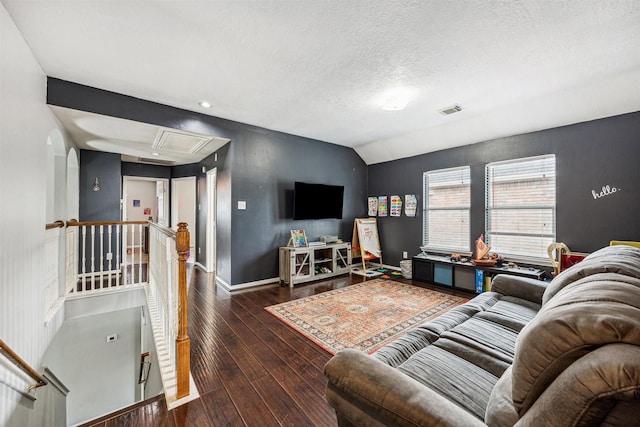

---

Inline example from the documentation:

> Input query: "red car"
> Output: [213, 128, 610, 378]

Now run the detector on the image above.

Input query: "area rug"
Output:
[265, 279, 467, 354]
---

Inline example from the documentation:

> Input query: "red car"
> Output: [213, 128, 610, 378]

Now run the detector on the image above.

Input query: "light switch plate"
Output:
[238, 201, 246, 210]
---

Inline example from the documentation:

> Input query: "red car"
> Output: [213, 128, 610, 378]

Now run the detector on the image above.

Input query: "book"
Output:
[475, 269, 484, 293]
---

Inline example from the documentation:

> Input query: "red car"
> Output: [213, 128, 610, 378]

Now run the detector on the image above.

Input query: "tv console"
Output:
[412, 253, 545, 293]
[279, 242, 352, 287]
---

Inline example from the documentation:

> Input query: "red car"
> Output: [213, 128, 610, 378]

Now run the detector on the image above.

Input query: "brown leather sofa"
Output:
[324, 245, 640, 426]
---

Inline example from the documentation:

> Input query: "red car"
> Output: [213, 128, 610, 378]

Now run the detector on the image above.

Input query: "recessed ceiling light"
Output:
[152, 152, 160, 156]
[199, 101, 211, 108]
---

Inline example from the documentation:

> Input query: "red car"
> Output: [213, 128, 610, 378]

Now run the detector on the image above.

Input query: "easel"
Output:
[351, 218, 382, 272]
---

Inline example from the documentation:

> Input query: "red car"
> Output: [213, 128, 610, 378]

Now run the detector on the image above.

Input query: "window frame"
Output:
[422, 165, 471, 253]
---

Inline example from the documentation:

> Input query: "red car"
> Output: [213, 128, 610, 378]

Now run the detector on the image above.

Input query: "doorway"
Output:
[206, 168, 217, 273]
[171, 177, 197, 261]
[122, 176, 169, 268]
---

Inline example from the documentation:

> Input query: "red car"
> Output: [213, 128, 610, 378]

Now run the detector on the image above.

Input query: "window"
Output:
[485, 155, 555, 262]
[423, 166, 471, 252]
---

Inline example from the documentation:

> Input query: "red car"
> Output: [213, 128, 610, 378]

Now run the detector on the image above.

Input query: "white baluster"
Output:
[82, 226, 87, 292]
[116, 224, 121, 287]
[99, 225, 104, 289]
[91, 225, 96, 291]
[107, 225, 112, 287]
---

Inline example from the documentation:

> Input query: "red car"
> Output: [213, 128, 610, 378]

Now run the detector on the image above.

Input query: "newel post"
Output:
[176, 222, 190, 399]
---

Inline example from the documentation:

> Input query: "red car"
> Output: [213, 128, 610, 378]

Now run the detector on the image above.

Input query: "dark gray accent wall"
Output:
[369, 111, 640, 267]
[121, 162, 171, 179]
[79, 151, 122, 221]
[53, 78, 367, 286]
[198, 143, 232, 282]
[226, 126, 367, 284]
[171, 163, 200, 178]
[79, 150, 122, 272]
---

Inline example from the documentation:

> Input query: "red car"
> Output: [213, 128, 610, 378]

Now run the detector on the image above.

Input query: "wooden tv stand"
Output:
[279, 242, 351, 287]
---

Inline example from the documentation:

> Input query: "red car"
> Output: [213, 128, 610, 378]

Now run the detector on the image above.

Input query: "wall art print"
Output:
[405, 194, 417, 217]
[390, 195, 402, 217]
[378, 196, 388, 217]
[368, 197, 378, 216]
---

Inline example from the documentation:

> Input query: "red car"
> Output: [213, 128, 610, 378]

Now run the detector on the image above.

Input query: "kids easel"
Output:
[351, 218, 382, 272]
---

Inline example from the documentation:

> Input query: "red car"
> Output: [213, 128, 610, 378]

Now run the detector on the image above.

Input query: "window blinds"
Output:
[423, 166, 471, 252]
[485, 155, 556, 262]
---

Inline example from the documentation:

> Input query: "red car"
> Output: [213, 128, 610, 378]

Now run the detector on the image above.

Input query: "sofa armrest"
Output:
[490, 275, 548, 305]
[324, 349, 487, 427]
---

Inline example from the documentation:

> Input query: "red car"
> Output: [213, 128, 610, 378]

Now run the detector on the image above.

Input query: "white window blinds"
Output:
[485, 155, 556, 262]
[423, 166, 471, 252]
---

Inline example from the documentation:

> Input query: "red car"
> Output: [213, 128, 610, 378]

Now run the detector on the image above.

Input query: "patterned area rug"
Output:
[265, 279, 467, 354]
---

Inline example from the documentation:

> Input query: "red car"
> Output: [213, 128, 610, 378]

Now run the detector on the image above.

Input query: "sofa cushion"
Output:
[476, 296, 540, 332]
[511, 272, 640, 415]
[543, 244, 640, 304]
[437, 317, 518, 374]
[373, 292, 500, 367]
[397, 345, 499, 419]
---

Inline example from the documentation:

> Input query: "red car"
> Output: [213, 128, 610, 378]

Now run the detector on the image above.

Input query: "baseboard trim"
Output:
[382, 263, 401, 271]
[194, 262, 210, 272]
[216, 276, 280, 292]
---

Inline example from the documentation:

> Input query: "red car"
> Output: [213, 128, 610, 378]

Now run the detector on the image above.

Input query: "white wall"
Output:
[42, 307, 141, 426]
[0, 4, 72, 424]
[125, 179, 157, 222]
[171, 177, 196, 251]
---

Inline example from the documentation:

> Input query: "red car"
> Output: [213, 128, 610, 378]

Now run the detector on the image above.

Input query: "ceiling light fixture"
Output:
[382, 96, 409, 111]
[378, 86, 416, 111]
[152, 152, 160, 156]
[199, 101, 212, 108]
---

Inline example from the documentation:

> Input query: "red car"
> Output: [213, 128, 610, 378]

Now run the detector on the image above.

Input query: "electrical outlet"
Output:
[403, 251, 408, 259]
[106, 252, 113, 261]
[106, 334, 118, 343]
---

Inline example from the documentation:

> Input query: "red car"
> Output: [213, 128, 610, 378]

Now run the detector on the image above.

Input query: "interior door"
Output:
[171, 177, 196, 257]
[206, 168, 217, 273]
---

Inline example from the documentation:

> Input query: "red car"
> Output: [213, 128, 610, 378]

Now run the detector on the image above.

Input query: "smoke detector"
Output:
[439, 104, 463, 115]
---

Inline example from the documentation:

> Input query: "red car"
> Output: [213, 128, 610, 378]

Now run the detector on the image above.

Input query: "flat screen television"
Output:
[293, 181, 344, 220]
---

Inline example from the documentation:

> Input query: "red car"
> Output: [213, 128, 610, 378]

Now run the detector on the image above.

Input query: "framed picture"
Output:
[290, 229, 308, 248]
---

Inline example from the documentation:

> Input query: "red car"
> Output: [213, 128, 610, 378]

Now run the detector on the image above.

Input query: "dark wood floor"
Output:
[82, 269, 470, 426]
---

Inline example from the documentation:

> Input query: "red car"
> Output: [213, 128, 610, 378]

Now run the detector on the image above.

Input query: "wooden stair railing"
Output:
[45, 220, 65, 230]
[175, 222, 190, 399]
[0, 339, 48, 391]
[147, 221, 191, 403]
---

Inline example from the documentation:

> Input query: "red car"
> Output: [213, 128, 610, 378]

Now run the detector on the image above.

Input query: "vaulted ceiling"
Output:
[4, 0, 640, 164]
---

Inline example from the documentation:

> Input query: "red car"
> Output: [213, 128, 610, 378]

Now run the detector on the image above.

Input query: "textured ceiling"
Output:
[4, 0, 640, 164]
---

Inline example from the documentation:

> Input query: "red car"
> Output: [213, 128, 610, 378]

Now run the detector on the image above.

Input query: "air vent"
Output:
[153, 129, 213, 154]
[439, 104, 463, 115]
[137, 157, 176, 166]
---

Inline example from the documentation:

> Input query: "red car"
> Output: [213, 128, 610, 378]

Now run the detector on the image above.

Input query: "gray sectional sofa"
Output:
[324, 245, 640, 426]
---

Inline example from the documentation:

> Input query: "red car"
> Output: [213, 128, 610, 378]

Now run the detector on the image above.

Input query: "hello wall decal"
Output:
[592, 185, 621, 200]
